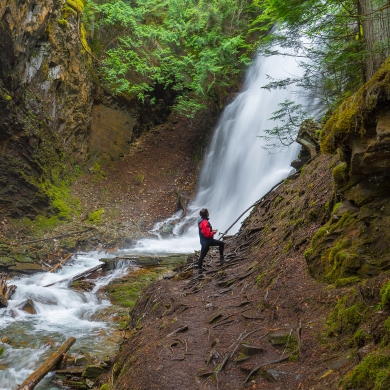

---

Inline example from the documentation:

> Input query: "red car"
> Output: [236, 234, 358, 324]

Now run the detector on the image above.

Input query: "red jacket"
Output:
[199, 219, 214, 239]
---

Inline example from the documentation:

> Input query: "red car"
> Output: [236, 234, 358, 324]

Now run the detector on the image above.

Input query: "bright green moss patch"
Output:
[66, 0, 84, 13]
[86, 209, 104, 225]
[321, 56, 390, 155]
[342, 351, 390, 389]
[332, 162, 349, 189]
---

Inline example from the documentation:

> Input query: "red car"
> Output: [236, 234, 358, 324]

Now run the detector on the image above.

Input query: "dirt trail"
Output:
[97, 154, 366, 390]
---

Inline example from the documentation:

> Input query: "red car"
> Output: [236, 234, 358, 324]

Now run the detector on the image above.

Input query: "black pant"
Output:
[198, 239, 225, 270]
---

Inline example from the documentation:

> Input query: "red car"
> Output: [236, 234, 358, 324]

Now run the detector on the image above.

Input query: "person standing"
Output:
[197, 208, 225, 274]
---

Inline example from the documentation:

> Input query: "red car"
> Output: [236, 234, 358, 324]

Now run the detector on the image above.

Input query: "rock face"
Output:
[0, 0, 94, 217]
[306, 97, 390, 281]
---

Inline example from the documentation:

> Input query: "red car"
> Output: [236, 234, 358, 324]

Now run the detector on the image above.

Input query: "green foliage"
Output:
[87, 0, 263, 115]
[259, 99, 312, 152]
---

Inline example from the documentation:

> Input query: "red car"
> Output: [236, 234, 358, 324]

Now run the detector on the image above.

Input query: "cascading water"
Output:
[132, 50, 305, 254]
[0, 252, 131, 390]
[0, 46, 309, 390]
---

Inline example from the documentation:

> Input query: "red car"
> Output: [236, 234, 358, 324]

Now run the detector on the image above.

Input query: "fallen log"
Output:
[44, 264, 104, 287]
[17, 337, 76, 390]
[0, 272, 16, 308]
[49, 253, 72, 273]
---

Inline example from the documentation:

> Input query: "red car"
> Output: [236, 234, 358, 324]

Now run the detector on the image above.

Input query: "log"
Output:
[49, 253, 72, 273]
[17, 337, 76, 390]
[0, 272, 16, 308]
[44, 264, 104, 287]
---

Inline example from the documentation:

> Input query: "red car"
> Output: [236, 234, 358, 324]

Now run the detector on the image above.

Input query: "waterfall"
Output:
[132, 50, 305, 254]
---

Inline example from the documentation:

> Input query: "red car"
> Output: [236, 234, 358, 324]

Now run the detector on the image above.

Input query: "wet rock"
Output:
[82, 364, 105, 378]
[162, 223, 174, 234]
[21, 299, 36, 314]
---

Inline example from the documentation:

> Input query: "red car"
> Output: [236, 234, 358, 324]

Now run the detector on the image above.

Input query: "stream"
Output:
[1, 47, 311, 389]
[0, 251, 127, 389]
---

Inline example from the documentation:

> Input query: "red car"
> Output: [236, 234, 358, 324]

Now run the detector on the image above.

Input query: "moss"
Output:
[282, 239, 293, 253]
[349, 329, 371, 348]
[66, 0, 84, 13]
[107, 270, 159, 310]
[334, 276, 361, 287]
[321, 56, 390, 155]
[0, 346, 4, 356]
[332, 162, 349, 189]
[100, 385, 110, 390]
[86, 209, 104, 224]
[326, 292, 366, 336]
[380, 280, 390, 308]
[273, 196, 283, 207]
[58, 18, 69, 27]
[342, 352, 390, 389]
[304, 247, 313, 259]
[384, 317, 390, 333]
[62, 5, 77, 19]
[4, 95, 12, 101]
[332, 202, 342, 214]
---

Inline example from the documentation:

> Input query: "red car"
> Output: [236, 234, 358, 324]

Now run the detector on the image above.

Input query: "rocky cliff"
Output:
[0, 0, 96, 217]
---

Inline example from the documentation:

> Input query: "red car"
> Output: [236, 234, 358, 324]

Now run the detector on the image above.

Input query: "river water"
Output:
[0, 252, 129, 389]
[0, 49, 307, 389]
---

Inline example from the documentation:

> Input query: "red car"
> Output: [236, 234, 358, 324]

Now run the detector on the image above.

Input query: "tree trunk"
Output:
[359, 0, 390, 78]
[17, 337, 76, 390]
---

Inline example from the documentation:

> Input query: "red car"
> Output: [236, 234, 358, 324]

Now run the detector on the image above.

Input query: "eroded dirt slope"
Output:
[97, 154, 375, 390]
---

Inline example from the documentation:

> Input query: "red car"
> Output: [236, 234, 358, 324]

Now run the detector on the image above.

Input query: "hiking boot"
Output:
[219, 256, 225, 266]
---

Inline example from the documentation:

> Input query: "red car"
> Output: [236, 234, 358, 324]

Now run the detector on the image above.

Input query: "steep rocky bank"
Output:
[94, 61, 390, 389]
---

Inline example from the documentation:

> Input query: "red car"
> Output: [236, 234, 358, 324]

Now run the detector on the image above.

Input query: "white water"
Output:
[0, 252, 131, 390]
[131, 50, 305, 254]
[0, 48, 308, 389]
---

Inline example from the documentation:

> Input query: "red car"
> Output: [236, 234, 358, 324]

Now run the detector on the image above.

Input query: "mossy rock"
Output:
[0, 257, 16, 267]
[9, 263, 44, 274]
[82, 364, 105, 378]
[321, 56, 390, 155]
[342, 350, 390, 389]
[13, 254, 34, 263]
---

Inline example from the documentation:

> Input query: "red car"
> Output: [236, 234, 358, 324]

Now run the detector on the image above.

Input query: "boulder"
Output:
[21, 299, 36, 314]
[296, 119, 321, 159]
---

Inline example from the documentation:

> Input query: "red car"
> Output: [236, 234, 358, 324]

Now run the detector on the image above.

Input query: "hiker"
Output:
[197, 208, 225, 274]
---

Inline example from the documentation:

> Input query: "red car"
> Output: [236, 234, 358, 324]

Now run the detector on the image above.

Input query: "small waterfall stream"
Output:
[0, 48, 308, 389]
[0, 252, 130, 390]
